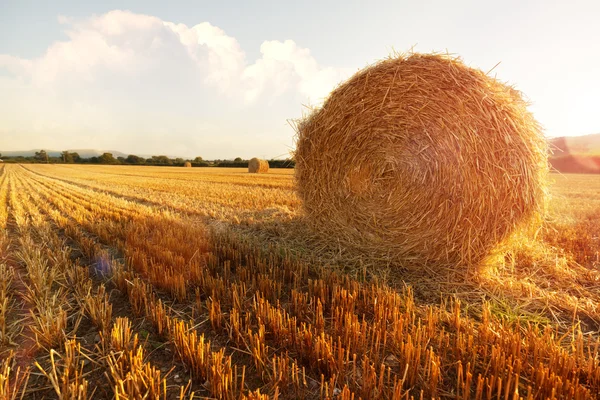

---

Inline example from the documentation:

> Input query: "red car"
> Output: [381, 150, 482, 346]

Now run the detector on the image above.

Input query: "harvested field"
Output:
[1, 163, 599, 399]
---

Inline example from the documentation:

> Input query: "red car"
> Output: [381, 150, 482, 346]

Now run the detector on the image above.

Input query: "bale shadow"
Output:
[208, 212, 600, 334]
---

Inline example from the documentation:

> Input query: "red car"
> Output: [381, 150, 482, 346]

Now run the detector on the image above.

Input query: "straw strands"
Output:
[295, 53, 548, 269]
[184, 161, 192, 168]
[248, 158, 269, 173]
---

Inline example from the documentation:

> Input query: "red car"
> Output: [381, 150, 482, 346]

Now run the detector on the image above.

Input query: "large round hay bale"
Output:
[248, 158, 269, 173]
[295, 53, 548, 268]
[184, 161, 192, 168]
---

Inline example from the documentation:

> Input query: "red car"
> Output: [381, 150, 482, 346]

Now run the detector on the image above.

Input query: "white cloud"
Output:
[0, 10, 352, 157]
[0, 55, 32, 75]
[243, 39, 352, 103]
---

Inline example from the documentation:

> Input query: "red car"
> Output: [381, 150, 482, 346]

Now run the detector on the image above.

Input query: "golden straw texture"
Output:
[295, 53, 548, 268]
[248, 158, 269, 173]
[184, 161, 192, 168]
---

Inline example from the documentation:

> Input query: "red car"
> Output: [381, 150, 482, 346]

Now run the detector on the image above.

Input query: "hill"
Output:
[549, 133, 600, 173]
[550, 133, 600, 155]
[0, 149, 129, 159]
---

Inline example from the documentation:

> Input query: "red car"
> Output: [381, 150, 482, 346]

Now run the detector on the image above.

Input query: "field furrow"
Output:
[12, 167, 202, 399]
[23, 165, 299, 223]
[17, 166, 258, 397]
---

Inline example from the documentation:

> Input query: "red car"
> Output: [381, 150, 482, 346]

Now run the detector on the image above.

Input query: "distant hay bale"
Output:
[295, 53, 548, 269]
[248, 158, 269, 173]
[184, 161, 192, 168]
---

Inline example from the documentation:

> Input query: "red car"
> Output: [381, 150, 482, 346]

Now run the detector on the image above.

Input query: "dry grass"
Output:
[35, 340, 89, 400]
[105, 317, 170, 399]
[0, 264, 16, 346]
[295, 53, 548, 270]
[82, 285, 113, 337]
[0, 351, 29, 400]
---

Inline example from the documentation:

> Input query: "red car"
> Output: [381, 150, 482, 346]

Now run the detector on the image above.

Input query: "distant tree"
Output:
[89, 156, 99, 164]
[117, 156, 126, 164]
[234, 157, 243, 162]
[125, 154, 145, 164]
[267, 158, 295, 168]
[175, 158, 184, 165]
[98, 152, 117, 164]
[35, 150, 48, 163]
[71, 152, 81, 162]
[61, 151, 78, 163]
[194, 156, 203, 163]
[151, 155, 172, 165]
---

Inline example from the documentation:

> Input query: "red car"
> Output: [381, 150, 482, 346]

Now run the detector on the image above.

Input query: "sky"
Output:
[1, 0, 599, 159]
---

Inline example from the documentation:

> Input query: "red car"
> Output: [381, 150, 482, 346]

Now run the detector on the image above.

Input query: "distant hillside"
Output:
[68, 149, 129, 158]
[0, 149, 129, 158]
[3, 134, 600, 173]
[550, 133, 600, 156]
[549, 133, 600, 173]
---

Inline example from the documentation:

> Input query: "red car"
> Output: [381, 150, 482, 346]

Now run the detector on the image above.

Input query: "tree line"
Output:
[0, 151, 295, 168]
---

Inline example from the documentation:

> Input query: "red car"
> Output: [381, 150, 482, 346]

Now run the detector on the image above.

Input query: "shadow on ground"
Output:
[207, 213, 600, 335]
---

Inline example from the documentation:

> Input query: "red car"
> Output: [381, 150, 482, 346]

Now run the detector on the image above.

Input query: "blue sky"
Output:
[1, 0, 599, 158]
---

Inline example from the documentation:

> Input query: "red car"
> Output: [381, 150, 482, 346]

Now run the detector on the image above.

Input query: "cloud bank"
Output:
[0, 10, 353, 158]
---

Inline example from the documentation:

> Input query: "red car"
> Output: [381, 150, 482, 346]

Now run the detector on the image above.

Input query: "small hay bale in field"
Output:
[295, 53, 548, 269]
[184, 161, 192, 168]
[248, 158, 269, 173]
